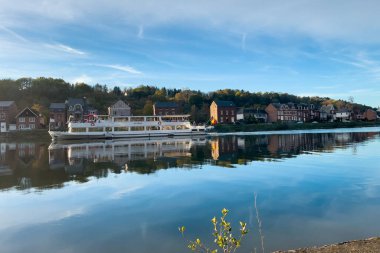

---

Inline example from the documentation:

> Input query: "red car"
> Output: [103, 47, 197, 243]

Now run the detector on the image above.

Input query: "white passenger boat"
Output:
[48, 114, 207, 140]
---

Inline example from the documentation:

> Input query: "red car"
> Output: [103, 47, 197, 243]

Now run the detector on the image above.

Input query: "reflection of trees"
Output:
[208, 132, 378, 167]
[0, 132, 378, 191]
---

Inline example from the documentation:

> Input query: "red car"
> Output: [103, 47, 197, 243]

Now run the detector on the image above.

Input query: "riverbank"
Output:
[0, 129, 50, 142]
[274, 237, 380, 253]
[213, 121, 380, 133]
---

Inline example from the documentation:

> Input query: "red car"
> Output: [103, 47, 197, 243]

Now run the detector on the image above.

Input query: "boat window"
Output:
[71, 128, 86, 132]
[114, 117, 129, 122]
[105, 127, 112, 132]
[88, 127, 103, 132]
[130, 117, 144, 122]
[162, 126, 175, 130]
[146, 126, 160, 131]
[130, 126, 144, 131]
[114, 127, 129, 131]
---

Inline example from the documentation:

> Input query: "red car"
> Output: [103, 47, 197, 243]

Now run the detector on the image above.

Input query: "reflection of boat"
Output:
[49, 137, 207, 168]
[49, 115, 207, 140]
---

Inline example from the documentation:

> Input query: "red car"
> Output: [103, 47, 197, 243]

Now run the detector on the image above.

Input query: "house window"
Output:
[19, 117, 25, 123]
[231, 110, 234, 115]
[29, 117, 35, 122]
[220, 110, 223, 115]
[30, 124, 35, 129]
[19, 124, 25, 129]
[0, 113, 5, 120]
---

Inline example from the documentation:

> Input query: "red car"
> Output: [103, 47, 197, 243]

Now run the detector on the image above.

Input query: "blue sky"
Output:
[1, 0, 380, 107]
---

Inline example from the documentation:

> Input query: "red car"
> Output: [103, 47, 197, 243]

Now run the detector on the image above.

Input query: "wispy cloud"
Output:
[97, 64, 142, 74]
[45, 43, 86, 55]
[138, 25, 144, 39]
[331, 52, 380, 80]
[0, 25, 28, 42]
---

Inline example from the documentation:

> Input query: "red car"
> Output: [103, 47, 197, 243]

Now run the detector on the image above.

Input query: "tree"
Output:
[143, 100, 153, 115]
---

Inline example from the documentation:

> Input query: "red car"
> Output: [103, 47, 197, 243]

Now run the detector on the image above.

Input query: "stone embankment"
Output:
[274, 237, 380, 253]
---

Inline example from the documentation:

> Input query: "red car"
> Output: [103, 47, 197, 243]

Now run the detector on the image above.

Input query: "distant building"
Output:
[0, 101, 18, 125]
[66, 98, 86, 122]
[237, 108, 267, 123]
[108, 100, 131, 116]
[319, 105, 336, 121]
[210, 100, 237, 124]
[265, 103, 316, 123]
[364, 109, 377, 121]
[335, 109, 351, 122]
[49, 103, 66, 129]
[153, 102, 180, 115]
[15, 107, 41, 130]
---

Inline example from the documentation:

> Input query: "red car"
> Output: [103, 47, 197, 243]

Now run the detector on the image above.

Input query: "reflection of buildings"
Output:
[209, 132, 379, 166]
[49, 138, 207, 174]
[210, 136, 238, 160]
[1, 132, 378, 191]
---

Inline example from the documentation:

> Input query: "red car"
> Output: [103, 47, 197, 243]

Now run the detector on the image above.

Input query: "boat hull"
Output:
[49, 130, 207, 140]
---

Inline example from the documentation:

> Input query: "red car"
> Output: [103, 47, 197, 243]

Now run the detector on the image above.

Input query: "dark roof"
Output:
[214, 100, 236, 107]
[49, 103, 66, 109]
[15, 107, 39, 118]
[66, 98, 85, 106]
[0, 101, 15, 107]
[154, 102, 178, 108]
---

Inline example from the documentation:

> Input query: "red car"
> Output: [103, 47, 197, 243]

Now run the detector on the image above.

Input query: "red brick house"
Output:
[49, 103, 66, 129]
[153, 102, 180, 115]
[265, 103, 316, 123]
[15, 107, 41, 130]
[210, 100, 237, 124]
[0, 101, 18, 125]
[364, 109, 377, 121]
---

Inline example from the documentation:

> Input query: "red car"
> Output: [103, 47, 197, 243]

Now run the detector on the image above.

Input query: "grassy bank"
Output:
[0, 129, 50, 142]
[213, 121, 380, 133]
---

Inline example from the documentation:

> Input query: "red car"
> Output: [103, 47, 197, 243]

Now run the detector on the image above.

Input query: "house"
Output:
[153, 102, 180, 115]
[108, 100, 131, 116]
[364, 109, 377, 121]
[65, 98, 87, 122]
[15, 107, 41, 130]
[335, 109, 351, 122]
[210, 100, 237, 124]
[265, 103, 316, 123]
[237, 108, 267, 123]
[0, 101, 18, 131]
[353, 110, 365, 121]
[319, 105, 336, 121]
[236, 108, 244, 121]
[49, 103, 66, 129]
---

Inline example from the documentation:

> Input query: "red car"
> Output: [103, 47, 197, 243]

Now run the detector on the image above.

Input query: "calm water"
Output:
[1, 129, 380, 252]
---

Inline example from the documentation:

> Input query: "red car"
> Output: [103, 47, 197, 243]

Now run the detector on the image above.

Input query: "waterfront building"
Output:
[210, 100, 237, 124]
[153, 102, 180, 115]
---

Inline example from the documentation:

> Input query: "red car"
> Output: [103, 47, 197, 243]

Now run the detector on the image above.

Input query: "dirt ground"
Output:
[273, 237, 380, 253]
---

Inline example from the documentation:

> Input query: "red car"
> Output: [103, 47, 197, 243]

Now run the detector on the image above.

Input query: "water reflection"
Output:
[0, 132, 378, 191]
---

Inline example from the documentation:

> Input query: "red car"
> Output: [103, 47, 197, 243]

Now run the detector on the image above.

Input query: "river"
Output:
[1, 128, 380, 252]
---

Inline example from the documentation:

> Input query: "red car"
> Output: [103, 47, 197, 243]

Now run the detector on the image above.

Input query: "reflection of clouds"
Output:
[109, 185, 145, 199]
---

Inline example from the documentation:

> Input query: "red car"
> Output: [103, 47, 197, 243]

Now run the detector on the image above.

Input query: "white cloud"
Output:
[72, 74, 92, 84]
[98, 64, 142, 74]
[45, 43, 86, 55]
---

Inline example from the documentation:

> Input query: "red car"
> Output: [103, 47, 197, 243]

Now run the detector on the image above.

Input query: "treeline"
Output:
[0, 77, 371, 122]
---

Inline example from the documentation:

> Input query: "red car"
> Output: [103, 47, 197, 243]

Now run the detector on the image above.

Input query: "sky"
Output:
[0, 0, 380, 107]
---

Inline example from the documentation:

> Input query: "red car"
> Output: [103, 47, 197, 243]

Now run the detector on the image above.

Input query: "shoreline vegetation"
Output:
[213, 121, 380, 133]
[1, 121, 379, 141]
